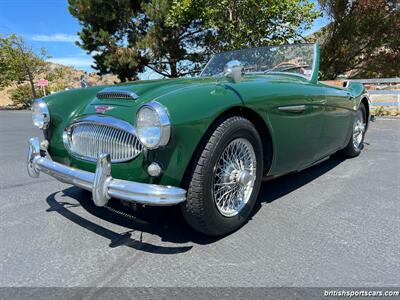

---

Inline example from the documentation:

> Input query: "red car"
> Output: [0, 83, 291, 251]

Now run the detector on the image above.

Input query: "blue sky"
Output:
[0, 0, 329, 74]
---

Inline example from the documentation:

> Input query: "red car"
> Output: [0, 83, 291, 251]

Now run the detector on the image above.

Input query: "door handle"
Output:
[278, 105, 306, 113]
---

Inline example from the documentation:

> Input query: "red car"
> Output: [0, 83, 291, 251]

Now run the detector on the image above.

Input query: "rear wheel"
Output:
[340, 105, 367, 157]
[181, 116, 263, 236]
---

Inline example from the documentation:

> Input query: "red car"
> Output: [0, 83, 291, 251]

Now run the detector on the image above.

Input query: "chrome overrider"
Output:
[27, 137, 187, 206]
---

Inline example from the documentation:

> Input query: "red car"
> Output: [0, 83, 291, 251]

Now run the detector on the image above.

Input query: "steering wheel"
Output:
[271, 62, 305, 74]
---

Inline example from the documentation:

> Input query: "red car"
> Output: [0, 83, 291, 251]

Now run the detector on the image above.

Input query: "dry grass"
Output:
[371, 106, 400, 116]
[0, 86, 14, 107]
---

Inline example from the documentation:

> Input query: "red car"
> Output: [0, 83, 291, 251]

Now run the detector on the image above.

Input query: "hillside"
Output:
[0, 62, 119, 108]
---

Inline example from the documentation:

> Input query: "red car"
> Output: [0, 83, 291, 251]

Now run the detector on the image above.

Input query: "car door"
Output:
[316, 84, 354, 158]
[266, 80, 327, 174]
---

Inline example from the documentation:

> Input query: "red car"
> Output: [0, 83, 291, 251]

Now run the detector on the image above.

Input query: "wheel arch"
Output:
[180, 106, 274, 189]
[360, 95, 371, 129]
[217, 106, 273, 174]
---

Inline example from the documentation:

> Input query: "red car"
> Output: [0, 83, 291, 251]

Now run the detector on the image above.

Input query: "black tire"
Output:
[340, 104, 367, 157]
[181, 116, 264, 236]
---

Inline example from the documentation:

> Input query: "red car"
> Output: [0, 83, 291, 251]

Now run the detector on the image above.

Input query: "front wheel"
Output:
[181, 116, 264, 236]
[340, 105, 367, 157]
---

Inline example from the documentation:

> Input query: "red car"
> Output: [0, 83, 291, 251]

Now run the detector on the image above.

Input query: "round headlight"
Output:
[32, 99, 50, 129]
[136, 101, 171, 149]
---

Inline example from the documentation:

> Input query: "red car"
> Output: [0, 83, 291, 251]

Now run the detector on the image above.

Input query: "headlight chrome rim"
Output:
[32, 98, 50, 129]
[136, 101, 171, 149]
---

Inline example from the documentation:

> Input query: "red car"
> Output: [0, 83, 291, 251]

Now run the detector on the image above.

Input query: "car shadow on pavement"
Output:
[45, 156, 344, 253]
[45, 186, 221, 253]
[251, 156, 345, 217]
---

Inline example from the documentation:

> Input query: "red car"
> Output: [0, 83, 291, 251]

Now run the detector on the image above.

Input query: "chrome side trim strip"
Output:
[28, 137, 186, 206]
[278, 105, 306, 113]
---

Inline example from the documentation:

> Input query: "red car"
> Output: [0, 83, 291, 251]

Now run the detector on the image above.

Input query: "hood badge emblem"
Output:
[95, 105, 115, 114]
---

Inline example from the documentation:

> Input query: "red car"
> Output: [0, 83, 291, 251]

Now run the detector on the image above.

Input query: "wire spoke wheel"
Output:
[353, 110, 366, 150]
[213, 138, 257, 217]
[182, 116, 264, 236]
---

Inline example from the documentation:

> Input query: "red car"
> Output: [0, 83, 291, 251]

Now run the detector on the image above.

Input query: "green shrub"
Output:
[9, 84, 33, 108]
[371, 106, 399, 116]
[9, 84, 49, 108]
[48, 82, 68, 94]
[46, 67, 68, 82]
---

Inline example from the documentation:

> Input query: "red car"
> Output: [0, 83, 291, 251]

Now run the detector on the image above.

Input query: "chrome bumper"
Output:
[27, 137, 186, 207]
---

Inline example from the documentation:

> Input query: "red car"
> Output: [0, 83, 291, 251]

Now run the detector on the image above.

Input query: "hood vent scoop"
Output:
[96, 88, 139, 100]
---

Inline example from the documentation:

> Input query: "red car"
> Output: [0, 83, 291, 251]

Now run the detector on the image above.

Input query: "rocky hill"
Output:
[0, 62, 119, 108]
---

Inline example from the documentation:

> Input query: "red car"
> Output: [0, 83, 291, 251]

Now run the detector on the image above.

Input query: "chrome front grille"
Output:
[63, 116, 143, 163]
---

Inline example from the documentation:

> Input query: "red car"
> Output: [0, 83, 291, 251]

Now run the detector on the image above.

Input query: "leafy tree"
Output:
[0, 36, 16, 89]
[315, 0, 400, 79]
[169, 0, 320, 51]
[0, 34, 49, 98]
[68, 0, 319, 80]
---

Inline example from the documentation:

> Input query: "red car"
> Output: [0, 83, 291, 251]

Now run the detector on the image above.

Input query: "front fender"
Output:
[43, 83, 242, 188]
[150, 84, 243, 187]
[43, 86, 104, 141]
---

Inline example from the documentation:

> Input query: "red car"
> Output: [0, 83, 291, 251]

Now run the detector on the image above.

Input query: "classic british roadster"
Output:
[27, 44, 370, 236]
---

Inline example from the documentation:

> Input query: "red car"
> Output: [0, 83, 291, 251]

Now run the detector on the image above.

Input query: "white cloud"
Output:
[48, 56, 94, 68]
[30, 33, 78, 43]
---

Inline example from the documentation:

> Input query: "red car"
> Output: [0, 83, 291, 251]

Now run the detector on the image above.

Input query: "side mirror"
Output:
[224, 60, 244, 83]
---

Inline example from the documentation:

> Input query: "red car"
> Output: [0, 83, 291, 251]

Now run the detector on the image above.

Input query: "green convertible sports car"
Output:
[27, 43, 370, 236]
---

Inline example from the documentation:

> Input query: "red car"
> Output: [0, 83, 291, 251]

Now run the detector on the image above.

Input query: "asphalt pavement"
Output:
[0, 110, 399, 287]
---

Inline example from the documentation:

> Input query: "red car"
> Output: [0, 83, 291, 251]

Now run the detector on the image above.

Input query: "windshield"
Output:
[201, 44, 316, 80]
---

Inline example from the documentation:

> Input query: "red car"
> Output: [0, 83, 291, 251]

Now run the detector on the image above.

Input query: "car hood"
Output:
[71, 77, 219, 123]
[58, 73, 306, 126]
[104, 74, 303, 103]
[90, 77, 215, 106]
